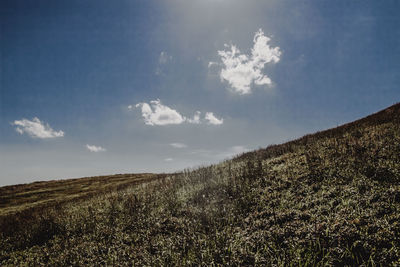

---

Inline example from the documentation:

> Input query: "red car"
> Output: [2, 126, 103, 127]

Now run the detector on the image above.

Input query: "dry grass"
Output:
[0, 173, 164, 216]
[1, 103, 400, 266]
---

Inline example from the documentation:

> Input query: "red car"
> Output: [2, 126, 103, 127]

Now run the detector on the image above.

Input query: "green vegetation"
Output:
[1, 103, 400, 266]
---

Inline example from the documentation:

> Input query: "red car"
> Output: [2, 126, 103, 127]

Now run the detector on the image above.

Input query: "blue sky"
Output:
[1, 0, 399, 186]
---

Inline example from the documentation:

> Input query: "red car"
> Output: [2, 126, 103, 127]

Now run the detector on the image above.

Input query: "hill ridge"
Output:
[235, 102, 400, 161]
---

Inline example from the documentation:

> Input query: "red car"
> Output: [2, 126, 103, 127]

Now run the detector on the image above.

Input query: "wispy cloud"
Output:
[170, 142, 187, 148]
[208, 61, 218, 68]
[189, 145, 248, 159]
[159, 51, 172, 64]
[164, 158, 173, 162]
[86, 144, 106, 152]
[205, 112, 224, 125]
[222, 145, 249, 158]
[187, 111, 201, 124]
[133, 100, 223, 126]
[214, 29, 281, 94]
[156, 51, 173, 75]
[12, 117, 64, 139]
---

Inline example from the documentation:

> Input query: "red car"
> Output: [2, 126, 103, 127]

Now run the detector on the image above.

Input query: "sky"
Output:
[1, 0, 399, 186]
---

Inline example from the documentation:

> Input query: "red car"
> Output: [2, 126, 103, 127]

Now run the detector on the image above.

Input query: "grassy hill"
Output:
[1, 103, 400, 266]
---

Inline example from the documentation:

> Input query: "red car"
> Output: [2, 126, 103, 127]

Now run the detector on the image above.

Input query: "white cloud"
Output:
[204, 112, 224, 125]
[135, 99, 186, 126]
[164, 158, 173, 162]
[187, 111, 201, 124]
[216, 29, 281, 94]
[12, 117, 64, 139]
[86, 144, 106, 152]
[170, 142, 187, 148]
[133, 100, 222, 126]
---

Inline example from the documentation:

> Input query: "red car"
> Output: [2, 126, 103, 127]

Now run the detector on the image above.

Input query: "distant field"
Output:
[0, 173, 164, 216]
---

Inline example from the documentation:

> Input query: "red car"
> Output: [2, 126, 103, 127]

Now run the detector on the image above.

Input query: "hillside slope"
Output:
[1, 103, 400, 266]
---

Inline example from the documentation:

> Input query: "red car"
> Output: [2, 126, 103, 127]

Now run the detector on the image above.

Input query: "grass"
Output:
[0, 173, 163, 216]
[1, 103, 400, 266]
